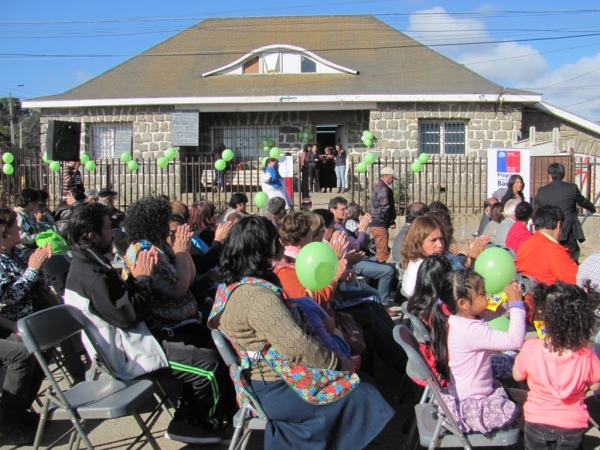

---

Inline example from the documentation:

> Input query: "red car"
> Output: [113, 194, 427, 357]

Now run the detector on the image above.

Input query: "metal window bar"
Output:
[419, 122, 441, 155]
[213, 126, 279, 159]
[444, 122, 466, 155]
[89, 123, 132, 159]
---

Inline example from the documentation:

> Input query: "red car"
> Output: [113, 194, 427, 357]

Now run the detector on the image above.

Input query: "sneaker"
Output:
[165, 419, 222, 444]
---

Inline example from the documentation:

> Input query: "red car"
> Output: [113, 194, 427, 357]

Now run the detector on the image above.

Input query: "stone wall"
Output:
[522, 109, 600, 156]
[366, 102, 522, 159]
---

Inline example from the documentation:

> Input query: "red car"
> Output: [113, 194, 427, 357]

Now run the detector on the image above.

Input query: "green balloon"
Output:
[128, 160, 139, 171]
[85, 161, 97, 171]
[362, 130, 370, 136]
[222, 149, 234, 162]
[215, 159, 226, 171]
[357, 162, 368, 173]
[269, 147, 281, 159]
[363, 152, 376, 165]
[2, 164, 14, 175]
[488, 316, 510, 332]
[363, 139, 372, 147]
[267, 139, 275, 147]
[364, 131, 374, 140]
[254, 191, 269, 209]
[261, 156, 269, 168]
[473, 247, 516, 295]
[43, 153, 51, 164]
[303, 128, 311, 134]
[49, 161, 60, 172]
[263, 146, 271, 153]
[302, 138, 309, 144]
[2, 153, 14, 164]
[410, 161, 422, 173]
[418, 153, 430, 164]
[80, 153, 90, 164]
[165, 147, 177, 160]
[295, 242, 339, 291]
[157, 157, 169, 169]
[120, 152, 132, 163]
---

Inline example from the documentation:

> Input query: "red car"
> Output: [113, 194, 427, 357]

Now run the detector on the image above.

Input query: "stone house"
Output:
[22, 15, 600, 197]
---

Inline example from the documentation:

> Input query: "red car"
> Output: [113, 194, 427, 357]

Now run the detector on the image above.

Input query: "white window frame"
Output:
[419, 120, 468, 155]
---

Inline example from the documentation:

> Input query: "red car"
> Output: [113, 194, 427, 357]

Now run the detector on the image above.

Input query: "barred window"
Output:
[89, 123, 133, 158]
[419, 121, 466, 155]
[212, 126, 279, 159]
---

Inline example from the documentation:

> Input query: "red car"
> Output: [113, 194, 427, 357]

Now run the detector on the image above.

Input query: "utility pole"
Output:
[8, 93, 14, 146]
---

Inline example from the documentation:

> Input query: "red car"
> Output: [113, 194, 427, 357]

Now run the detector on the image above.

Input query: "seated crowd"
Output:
[0, 170, 599, 449]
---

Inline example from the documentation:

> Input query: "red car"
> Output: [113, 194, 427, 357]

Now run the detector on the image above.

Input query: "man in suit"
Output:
[534, 162, 596, 262]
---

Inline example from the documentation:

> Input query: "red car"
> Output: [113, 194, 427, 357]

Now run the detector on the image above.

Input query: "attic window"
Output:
[243, 57, 259, 74]
[301, 56, 316, 73]
[202, 45, 358, 77]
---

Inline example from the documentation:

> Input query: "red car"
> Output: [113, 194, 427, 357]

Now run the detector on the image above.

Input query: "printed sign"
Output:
[487, 148, 531, 201]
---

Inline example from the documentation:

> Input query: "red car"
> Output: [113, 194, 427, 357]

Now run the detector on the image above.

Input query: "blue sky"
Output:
[3, 0, 600, 121]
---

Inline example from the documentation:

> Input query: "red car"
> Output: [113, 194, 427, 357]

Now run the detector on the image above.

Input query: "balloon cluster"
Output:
[361, 130, 374, 148]
[42, 152, 97, 172]
[214, 148, 234, 171]
[356, 151, 376, 173]
[260, 135, 277, 153]
[473, 247, 516, 295]
[410, 153, 430, 173]
[297, 127, 313, 145]
[2, 153, 15, 175]
[119, 151, 140, 171]
[157, 147, 178, 170]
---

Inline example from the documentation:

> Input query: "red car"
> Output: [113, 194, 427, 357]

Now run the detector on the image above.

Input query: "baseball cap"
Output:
[380, 167, 399, 180]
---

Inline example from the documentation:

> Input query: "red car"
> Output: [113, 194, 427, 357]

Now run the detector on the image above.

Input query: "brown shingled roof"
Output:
[30, 15, 536, 102]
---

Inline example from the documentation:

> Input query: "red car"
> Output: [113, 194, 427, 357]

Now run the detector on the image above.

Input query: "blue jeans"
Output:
[524, 422, 585, 450]
[352, 260, 394, 305]
[335, 165, 346, 188]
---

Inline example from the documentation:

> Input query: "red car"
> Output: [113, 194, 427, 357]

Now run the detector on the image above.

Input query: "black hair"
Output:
[428, 201, 449, 214]
[407, 253, 453, 323]
[125, 197, 171, 246]
[312, 209, 334, 228]
[515, 201, 533, 222]
[219, 215, 281, 286]
[69, 187, 86, 202]
[533, 282, 600, 354]
[548, 162, 565, 181]
[15, 188, 40, 208]
[406, 202, 429, 223]
[533, 204, 564, 230]
[506, 174, 525, 195]
[36, 189, 50, 203]
[0, 208, 16, 238]
[430, 269, 486, 380]
[327, 196, 348, 210]
[228, 193, 248, 209]
[66, 202, 110, 249]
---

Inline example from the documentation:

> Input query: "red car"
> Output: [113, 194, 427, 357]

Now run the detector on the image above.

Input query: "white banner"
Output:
[486, 148, 531, 201]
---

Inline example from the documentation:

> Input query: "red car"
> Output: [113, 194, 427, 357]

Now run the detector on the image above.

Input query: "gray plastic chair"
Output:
[211, 329, 268, 450]
[401, 301, 432, 344]
[18, 304, 161, 450]
[393, 325, 520, 450]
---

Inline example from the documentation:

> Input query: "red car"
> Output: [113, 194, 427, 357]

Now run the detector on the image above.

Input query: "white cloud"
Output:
[74, 70, 93, 83]
[406, 6, 600, 121]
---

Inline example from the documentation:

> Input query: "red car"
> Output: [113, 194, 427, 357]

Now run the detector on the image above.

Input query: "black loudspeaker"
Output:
[46, 120, 81, 161]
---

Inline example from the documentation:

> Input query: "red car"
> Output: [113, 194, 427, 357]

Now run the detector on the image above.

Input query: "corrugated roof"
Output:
[29, 15, 537, 103]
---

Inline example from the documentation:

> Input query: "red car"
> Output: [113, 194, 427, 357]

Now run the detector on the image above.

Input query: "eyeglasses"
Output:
[336, 207, 348, 211]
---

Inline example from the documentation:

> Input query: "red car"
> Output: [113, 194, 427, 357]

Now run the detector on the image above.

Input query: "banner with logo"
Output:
[487, 148, 531, 201]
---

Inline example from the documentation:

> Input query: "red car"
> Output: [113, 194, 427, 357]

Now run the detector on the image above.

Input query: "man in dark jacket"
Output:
[368, 167, 398, 263]
[534, 163, 596, 262]
[64, 203, 232, 445]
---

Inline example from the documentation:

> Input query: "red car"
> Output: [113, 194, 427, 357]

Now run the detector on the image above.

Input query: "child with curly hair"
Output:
[513, 282, 600, 449]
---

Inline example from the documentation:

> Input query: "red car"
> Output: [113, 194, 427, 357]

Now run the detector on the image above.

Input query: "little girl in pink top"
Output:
[430, 269, 526, 434]
[513, 282, 600, 449]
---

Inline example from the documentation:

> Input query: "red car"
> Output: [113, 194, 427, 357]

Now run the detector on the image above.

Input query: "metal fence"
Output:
[0, 147, 597, 216]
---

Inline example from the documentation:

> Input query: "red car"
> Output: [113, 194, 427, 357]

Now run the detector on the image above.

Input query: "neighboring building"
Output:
[23, 15, 600, 171]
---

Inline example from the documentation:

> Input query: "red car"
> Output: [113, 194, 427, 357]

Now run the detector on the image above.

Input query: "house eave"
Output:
[23, 93, 542, 110]
[532, 102, 600, 137]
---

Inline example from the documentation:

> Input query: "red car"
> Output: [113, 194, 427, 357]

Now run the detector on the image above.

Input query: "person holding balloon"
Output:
[429, 270, 526, 434]
[208, 215, 394, 450]
[260, 158, 293, 210]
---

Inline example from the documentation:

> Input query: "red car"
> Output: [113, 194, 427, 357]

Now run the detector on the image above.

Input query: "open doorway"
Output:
[315, 124, 348, 152]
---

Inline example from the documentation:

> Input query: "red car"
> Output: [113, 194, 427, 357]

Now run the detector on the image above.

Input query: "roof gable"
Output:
[25, 15, 538, 106]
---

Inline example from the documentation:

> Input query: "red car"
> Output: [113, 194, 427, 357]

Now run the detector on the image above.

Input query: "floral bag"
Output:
[208, 277, 360, 406]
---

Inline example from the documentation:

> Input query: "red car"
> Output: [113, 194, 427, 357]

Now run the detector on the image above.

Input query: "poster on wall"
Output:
[487, 148, 531, 201]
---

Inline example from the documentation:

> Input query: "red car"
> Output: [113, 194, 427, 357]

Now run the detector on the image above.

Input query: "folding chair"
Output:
[211, 329, 269, 450]
[393, 325, 520, 450]
[401, 301, 432, 344]
[18, 305, 161, 450]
